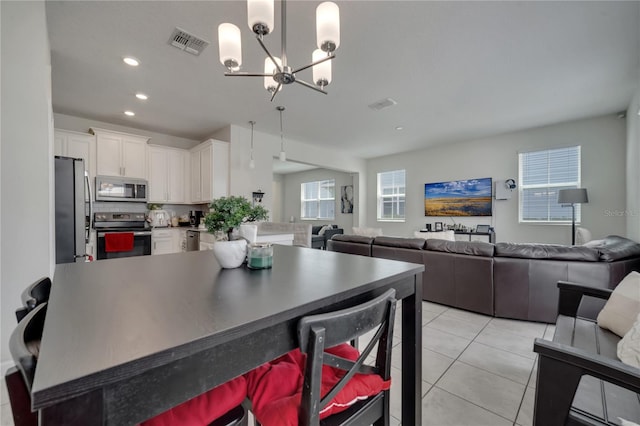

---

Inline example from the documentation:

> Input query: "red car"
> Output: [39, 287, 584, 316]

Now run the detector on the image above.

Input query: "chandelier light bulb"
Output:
[316, 2, 340, 52]
[312, 49, 332, 88]
[264, 56, 282, 92]
[248, 0, 274, 35]
[218, 23, 242, 71]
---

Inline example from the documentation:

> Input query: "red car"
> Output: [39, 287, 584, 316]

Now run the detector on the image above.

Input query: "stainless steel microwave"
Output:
[95, 176, 148, 202]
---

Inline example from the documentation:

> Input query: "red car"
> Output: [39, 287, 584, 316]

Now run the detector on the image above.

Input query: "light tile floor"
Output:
[0, 300, 553, 426]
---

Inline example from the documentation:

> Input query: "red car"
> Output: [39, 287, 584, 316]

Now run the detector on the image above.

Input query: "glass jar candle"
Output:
[247, 242, 273, 269]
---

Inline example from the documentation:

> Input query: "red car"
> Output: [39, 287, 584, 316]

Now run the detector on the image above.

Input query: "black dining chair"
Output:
[5, 301, 247, 426]
[297, 288, 397, 426]
[249, 289, 397, 426]
[15, 276, 51, 323]
[5, 302, 47, 426]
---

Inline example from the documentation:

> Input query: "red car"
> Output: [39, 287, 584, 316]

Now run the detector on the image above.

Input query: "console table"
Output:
[454, 230, 496, 243]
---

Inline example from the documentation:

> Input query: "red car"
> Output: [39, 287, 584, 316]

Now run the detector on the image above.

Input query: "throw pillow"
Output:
[140, 375, 247, 426]
[617, 313, 640, 368]
[318, 225, 333, 236]
[597, 271, 640, 337]
[245, 344, 390, 426]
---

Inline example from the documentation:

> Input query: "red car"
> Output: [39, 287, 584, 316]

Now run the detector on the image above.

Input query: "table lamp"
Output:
[557, 188, 589, 245]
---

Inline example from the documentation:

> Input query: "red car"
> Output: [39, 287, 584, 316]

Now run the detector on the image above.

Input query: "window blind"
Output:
[519, 146, 581, 222]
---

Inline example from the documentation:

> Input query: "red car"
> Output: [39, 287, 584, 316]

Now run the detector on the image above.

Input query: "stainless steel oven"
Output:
[94, 212, 151, 260]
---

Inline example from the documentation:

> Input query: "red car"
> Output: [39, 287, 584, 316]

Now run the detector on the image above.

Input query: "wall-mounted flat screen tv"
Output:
[424, 177, 493, 216]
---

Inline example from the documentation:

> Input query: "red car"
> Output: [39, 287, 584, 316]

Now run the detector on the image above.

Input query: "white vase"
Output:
[212, 239, 247, 269]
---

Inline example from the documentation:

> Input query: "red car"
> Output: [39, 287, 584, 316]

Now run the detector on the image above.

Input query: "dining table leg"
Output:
[401, 273, 423, 425]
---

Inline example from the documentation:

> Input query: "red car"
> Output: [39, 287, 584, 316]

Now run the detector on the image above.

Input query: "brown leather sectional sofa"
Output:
[327, 234, 640, 323]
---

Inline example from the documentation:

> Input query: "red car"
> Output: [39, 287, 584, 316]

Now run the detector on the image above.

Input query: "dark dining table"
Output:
[32, 245, 423, 425]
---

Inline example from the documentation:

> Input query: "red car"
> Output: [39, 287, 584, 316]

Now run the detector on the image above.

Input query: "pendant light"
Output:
[277, 106, 286, 162]
[249, 120, 256, 169]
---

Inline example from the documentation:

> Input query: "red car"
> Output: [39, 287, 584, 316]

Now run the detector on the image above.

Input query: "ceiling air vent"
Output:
[368, 98, 398, 111]
[169, 27, 210, 56]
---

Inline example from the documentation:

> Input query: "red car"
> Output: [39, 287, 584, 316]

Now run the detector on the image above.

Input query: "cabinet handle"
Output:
[153, 242, 156, 250]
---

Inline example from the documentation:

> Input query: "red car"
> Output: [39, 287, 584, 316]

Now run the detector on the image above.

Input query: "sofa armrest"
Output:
[557, 281, 613, 317]
[533, 338, 640, 394]
[324, 228, 344, 241]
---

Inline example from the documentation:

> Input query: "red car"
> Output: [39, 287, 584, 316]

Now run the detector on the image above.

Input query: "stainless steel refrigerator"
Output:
[55, 156, 92, 263]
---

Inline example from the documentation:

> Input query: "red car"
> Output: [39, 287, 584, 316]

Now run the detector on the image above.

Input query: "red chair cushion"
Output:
[245, 343, 391, 426]
[140, 375, 247, 426]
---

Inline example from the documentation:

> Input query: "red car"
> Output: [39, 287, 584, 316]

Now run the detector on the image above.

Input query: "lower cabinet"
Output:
[152, 228, 187, 255]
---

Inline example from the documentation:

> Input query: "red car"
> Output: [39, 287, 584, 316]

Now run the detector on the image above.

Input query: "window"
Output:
[519, 146, 581, 223]
[301, 179, 335, 220]
[377, 170, 405, 221]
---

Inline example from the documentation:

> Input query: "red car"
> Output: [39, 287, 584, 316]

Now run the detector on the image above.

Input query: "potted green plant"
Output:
[203, 196, 269, 241]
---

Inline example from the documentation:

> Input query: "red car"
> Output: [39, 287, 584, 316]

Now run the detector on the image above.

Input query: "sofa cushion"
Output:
[426, 239, 495, 257]
[597, 271, 640, 337]
[373, 236, 426, 250]
[618, 313, 640, 368]
[494, 243, 599, 261]
[311, 225, 324, 235]
[584, 235, 640, 262]
[331, 234, 374, 245]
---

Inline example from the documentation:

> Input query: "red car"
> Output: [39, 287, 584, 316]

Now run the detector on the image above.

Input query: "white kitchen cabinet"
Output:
[152, 228, 174, 255]
[173, 229, 187, 252]
[148, 145, 188, 203]
[190, 139, 229, 203]
[54, 129, 96, 179]
[91, 127, 149, 179]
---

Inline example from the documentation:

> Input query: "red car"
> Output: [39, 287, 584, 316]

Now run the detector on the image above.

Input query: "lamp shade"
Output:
[218, 23, 242, 70]
[312, 49, 332, 87]
[316, 2, 340, 52]
[264, 57, 282, 92]
[557, 188, 589, 204]
[248, 0, 274, 35]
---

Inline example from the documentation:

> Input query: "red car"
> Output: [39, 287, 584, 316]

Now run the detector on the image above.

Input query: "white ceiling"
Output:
[46, 1, 640, 159]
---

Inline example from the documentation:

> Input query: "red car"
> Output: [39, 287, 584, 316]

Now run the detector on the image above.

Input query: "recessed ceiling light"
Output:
[395, 126, 404, 131]
[124, 111, 135, 116]
[135, 93, 148, 100]
[123, 57, 139, 66]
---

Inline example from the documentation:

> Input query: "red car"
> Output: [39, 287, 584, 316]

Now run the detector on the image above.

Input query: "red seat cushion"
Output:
[245, 343, 391, 426]
[140, 375, 247, 426]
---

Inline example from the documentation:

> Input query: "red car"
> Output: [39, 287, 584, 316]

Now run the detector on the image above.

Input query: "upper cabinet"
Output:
[90, 127, 149, 179]
[54, 129, 96, 179]
[190, 139, 229, 203]
[148, 145, 189, 203]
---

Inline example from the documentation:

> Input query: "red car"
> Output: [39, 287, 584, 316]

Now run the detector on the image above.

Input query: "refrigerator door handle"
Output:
[85, 171, 93, 244]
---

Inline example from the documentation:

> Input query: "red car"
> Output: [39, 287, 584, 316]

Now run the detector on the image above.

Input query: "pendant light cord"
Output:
[249, 120, 255, 160]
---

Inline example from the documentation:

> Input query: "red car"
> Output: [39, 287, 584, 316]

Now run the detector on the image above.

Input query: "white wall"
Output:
[215, 124, 367, 225]
[53, 113, 200, 150]
[366, 114, 627, 244]
[280, 169, 355, 230]
[1, 1, 53, 369]
[271, 174, 284, 222]
[627, 88, 640, 241]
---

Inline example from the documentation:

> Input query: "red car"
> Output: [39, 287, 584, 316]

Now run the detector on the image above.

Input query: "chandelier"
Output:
[218, 0, 340, 101]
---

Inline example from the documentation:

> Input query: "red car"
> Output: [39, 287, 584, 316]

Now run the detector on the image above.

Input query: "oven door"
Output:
[96, 230, 152, 260]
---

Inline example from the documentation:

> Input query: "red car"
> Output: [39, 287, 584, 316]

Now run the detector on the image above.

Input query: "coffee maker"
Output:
[189, 210, 203, 227]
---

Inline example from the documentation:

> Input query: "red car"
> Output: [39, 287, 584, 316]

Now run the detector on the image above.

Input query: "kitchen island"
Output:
[32, 246, 423, 425]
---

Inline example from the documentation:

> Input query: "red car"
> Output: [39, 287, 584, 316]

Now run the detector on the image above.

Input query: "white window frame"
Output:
[377, 170, 406, 222]
[518, 146, 581, 223]
[300, 179, 335, 220]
